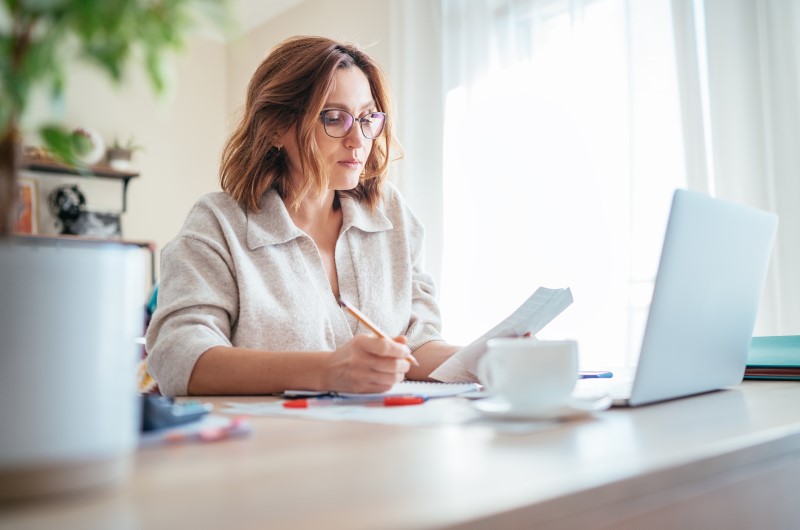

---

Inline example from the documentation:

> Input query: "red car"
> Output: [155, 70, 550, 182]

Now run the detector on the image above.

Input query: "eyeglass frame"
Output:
[318, 109, 387, 139]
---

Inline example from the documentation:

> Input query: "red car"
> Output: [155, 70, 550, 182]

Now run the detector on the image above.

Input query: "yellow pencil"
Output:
[337, 297, 420, 367]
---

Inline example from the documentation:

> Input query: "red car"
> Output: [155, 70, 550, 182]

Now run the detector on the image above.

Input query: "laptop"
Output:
[602, 189, 778, 407]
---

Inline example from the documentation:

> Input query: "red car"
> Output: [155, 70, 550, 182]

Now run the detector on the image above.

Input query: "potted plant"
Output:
[107, 137, 144, 171]
[0, 0, 231, 501]
[0, 0, 230, 236]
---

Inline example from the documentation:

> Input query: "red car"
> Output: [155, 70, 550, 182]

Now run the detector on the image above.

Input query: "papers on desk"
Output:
[139, 414, 252, 447]
[284, 381, 481, 399]
[430, 286, 573, 382]
[221, 384, 607, 433]
[227, 382, 483, 427]
[222, 398, 481, 427]
[220, 396, 589, 434]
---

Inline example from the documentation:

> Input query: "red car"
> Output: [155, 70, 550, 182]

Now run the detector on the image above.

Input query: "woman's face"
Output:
[282, 66, 378, 193]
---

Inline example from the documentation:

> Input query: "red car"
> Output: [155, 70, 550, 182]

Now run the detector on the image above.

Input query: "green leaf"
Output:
[3, 0, 233, 141]
[39, 124, 91, 166]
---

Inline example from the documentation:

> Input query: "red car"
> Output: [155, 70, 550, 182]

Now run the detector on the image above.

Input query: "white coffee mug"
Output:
[0, 237, 146, 500]
[478, 338, 579, 411]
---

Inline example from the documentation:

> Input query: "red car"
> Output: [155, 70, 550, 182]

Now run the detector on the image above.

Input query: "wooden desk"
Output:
[2, 381, 800, 529]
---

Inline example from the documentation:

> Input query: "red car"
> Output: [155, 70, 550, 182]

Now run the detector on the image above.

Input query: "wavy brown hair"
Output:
[220, 36, 399, 212]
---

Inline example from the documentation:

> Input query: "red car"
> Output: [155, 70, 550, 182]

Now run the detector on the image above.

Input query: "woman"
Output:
[146, 36, 460, 396]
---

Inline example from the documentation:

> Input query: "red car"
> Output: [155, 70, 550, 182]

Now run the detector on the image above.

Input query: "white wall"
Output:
[225, 0, 391, 123]
[389, 0, 445, 286]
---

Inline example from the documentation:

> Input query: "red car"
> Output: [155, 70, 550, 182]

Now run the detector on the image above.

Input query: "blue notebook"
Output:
[744, 336, 800, 381]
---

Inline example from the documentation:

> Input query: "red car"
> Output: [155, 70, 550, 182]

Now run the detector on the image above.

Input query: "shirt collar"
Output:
[246, 189, 393, 250]
[339, 193, 393, 234]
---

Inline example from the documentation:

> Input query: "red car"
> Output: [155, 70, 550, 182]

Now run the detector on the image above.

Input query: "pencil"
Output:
[337, 297, 420, 367]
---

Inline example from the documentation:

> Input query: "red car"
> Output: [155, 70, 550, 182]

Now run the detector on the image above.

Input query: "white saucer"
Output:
[473, 395, 612, 421]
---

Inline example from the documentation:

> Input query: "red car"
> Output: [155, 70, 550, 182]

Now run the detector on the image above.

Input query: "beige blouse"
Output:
[145, 183, 444, 396]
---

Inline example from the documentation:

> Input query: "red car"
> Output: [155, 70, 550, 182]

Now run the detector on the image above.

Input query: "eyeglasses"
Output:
[319, 109, 386, 139]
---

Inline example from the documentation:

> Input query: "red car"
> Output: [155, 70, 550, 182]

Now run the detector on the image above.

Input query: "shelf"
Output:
[21, 158, 140, 212]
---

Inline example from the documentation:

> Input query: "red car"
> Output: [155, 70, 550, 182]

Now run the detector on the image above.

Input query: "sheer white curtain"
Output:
[439, 0, 686, 368]
[671, 0, 800, 335]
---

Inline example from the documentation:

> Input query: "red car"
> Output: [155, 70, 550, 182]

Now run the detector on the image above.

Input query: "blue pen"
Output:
[579, 371, 614, 379]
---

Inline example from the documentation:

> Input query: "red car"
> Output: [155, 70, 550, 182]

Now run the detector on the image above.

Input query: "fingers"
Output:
[359, 369, 406, 393]
[338, 359, 405, 393]
[371, 357, 411, 375]
[352, 334, 411, 360]
[354, 336, 410, 389]
[360, 338, 411, 375]
[327, 335, 413, 394]
[389, 335, 420, 366]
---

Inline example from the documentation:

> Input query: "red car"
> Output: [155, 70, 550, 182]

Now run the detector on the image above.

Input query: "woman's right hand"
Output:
[324, 334, 411, 393]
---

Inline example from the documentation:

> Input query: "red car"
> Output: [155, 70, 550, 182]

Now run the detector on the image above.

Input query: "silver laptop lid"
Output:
[626, 189, 778, 406]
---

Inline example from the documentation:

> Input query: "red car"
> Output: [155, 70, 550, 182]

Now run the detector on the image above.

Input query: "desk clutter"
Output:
[136, 376, 616, 444]
[222, 381, 611, 433]
[139, 396, 251, 447]
[141, 396, 212, 431]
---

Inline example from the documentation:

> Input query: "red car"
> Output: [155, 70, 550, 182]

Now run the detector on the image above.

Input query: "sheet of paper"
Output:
[220, 398, 563, 433]
[284, 381, 481, 399]
[221, 398, 480, 427]
[429, 286, 573, 383]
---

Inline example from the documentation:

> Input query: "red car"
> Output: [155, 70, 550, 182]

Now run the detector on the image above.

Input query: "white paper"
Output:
[220, 398, 568, 432]
[429, 287, 573, 383]
[284, 381, 481, 399]
[221, 398, 481, 427]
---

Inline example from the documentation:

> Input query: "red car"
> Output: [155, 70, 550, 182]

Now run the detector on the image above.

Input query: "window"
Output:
[440, 0, 686, 368]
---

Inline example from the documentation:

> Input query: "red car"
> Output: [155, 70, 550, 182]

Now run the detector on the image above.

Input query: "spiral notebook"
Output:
[284, 381, 481, 399]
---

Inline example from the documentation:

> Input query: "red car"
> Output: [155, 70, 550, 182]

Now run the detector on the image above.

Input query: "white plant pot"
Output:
[0, 237, 146, 500]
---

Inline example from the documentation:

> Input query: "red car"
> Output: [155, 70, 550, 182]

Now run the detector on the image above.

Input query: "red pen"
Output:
[284, 395, 426, 408]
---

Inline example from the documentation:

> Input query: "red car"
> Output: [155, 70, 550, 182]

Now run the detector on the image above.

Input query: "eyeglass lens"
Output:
[320, 110, 386, 139]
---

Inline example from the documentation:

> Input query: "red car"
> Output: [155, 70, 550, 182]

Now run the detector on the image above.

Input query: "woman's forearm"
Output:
[407, 341, 462, 381]
[187, 340, 464, 395]
[187, 346, 330, 395]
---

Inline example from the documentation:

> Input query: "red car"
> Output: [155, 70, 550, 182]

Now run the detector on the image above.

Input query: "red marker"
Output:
[284, 395, 426, 408]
